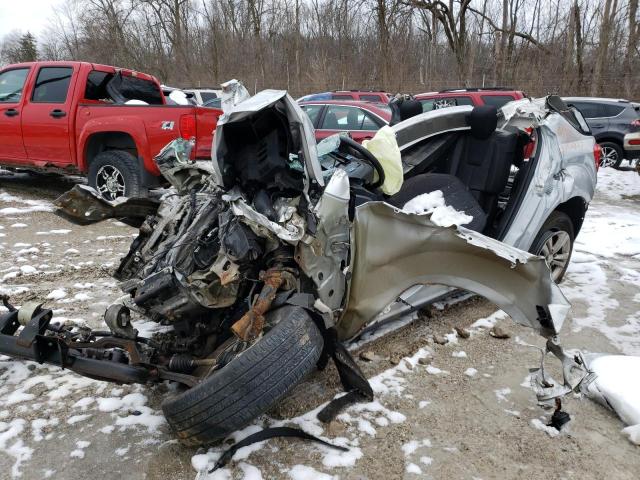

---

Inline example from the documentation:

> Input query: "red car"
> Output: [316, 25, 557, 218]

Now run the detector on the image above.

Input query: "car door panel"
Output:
[0, 67, 31, 162]
[21, 65, 78, 166]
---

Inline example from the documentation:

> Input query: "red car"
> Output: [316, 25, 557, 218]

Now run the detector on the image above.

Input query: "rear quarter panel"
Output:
[76, 105, 219, 175]
[501, 114, 597, 250]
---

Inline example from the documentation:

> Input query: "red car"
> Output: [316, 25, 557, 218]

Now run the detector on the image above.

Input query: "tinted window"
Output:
[600, 104, 625, 117]
[321, 106, 378, 130]
[332, 94, 354, 100]
[32, 67, 73, 103]
[199, 92, 217, 103]
[570, 102, 601, 119]
[481, 94, 515, 107]
[84, 70, 112, 101]
[203, 98, 222, 108]
[301, 104, 323, 126]
[360, 94, 383, 102]
[0, 68, 29, 103]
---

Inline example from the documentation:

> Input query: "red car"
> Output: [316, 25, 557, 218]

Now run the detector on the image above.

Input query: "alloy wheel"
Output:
[96, 165, 126, 200]
[538, 231, 571, 282]
[600, 146, 619, 168]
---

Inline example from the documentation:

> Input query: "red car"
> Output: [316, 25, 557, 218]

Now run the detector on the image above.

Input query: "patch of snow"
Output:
[0, 418, 33, 477]
[530, 418, 559, 437]
[585, 354, 640, 444]
[401, 438, 431, 456]
[471, 310, 508, 330]
[464, 368, 478, 377]
[46, 289, 66, 300]
[452, 350, 467, 358]
[418, 400, 431, 408]
[288, 465, 335, 480]
[420, 456, 433, 466]
[402, 190, 473, 227]
[406, 463, 422, 474]
[494, 387, 511, 402]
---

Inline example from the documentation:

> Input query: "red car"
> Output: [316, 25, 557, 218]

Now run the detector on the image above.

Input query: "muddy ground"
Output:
[0, 167, 639, 480]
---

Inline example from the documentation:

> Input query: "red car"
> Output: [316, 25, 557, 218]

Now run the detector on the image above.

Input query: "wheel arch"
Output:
[595, 135, 624, 148]
[554, 196, 588, 236]
[84, 132, 139, 171]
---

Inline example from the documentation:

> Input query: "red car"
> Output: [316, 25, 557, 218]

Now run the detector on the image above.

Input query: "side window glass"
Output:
[321, 106, 360, 129]
[601, 104, 625, 117]
[361, 112, 380, 130]
[571, 102, 599, 119]
[84, 70, 112, 101]
[332, 94, 353, 100]
[420, 99, 435, 112]
[32, 67, 73, 103]
[360, 94, 382, 102]
[0, 68, 29, 103]
[301, 104, 323, 125]
[481, 95, 515, 107]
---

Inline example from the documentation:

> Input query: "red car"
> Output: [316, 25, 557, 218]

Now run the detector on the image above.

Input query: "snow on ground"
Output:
[0, 167, 639, 478]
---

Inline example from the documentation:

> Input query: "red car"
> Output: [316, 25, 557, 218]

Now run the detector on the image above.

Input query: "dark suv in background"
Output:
[563, 97, 640, 168]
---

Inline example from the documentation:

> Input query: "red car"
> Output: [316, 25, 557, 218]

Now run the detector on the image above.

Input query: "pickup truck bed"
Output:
[0, 61, 222, 199]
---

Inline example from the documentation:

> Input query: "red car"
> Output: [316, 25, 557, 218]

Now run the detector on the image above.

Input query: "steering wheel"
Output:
[339, 136, 386, 190]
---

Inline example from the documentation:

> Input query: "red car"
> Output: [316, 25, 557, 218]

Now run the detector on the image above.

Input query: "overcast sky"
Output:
[0, 0, 63, 39]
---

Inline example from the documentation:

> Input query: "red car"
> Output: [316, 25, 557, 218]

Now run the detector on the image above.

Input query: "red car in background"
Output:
[299, 100, 392, 143]
[415, 87, 526, 112]
[297, 90, 391, 103]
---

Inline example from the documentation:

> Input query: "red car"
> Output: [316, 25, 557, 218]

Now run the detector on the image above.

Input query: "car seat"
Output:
[387, 106, 517, 232]
[323, 111, 340, 129]
[347, 109, 360, 129]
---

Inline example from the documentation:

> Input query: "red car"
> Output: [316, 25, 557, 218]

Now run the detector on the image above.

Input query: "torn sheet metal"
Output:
[296, 169, 351, 312]
[212, 88, 323, 188]
[338, 201, 570, 340]
[54, 184, 159, 225]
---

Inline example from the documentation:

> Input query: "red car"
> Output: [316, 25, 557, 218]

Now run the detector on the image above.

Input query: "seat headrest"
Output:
[468, 105, 498, 139]
[399, 99, 422, 121]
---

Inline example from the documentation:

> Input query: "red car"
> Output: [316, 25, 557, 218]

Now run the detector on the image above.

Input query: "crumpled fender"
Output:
[338, 201, 570, 340]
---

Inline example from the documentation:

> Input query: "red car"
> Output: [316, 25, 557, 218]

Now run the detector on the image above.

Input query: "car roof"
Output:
[415, 89, 522, 98]
[299, 99, 392, 121]
[562, 96, 631, 105]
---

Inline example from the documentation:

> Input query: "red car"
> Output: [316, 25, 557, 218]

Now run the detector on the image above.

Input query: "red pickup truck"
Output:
[0, 61, 222, 199]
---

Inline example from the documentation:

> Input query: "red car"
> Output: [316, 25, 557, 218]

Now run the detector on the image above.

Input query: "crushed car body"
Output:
[0, 86, 596, 445]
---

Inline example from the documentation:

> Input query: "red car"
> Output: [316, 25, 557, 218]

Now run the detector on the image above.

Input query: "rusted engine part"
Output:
[231, 268, 297, 341]
[54, 184, 160, 226]
[0, 301, 152, 384]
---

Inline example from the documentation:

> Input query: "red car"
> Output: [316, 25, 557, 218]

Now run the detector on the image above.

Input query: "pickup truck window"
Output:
[32, 67, 73, 103]
[85, 70, 112, 101]
[0, 68, 29, 103]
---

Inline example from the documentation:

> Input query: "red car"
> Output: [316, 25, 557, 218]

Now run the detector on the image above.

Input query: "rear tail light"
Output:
[629, 139, 640, 145]
[593, 143, 602, 171]
[179, 114, 196, 140]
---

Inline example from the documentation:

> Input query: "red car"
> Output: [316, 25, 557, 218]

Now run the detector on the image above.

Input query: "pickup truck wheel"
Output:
[161, 306, 323, 447]
[598, 142, 623, 169]
[529, 211, 575, 283]
[88, 151, 145, 200]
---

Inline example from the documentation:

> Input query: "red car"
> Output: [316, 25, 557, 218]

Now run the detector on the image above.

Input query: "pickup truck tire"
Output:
[598, 142, 623, 169]
[162, 306, 323, 447]
[529, 211, 575, 283]
[88, 151, 145, 200]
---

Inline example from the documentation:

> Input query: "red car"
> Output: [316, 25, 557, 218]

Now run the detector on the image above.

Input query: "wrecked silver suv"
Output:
[0, 89, 596, 446]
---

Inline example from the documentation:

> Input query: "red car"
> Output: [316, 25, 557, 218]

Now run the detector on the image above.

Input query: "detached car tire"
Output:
[162, 306, 323, 446]
[529, 211, 575, 283]
[598, 141, 623, 169]
[88, 150, 145, 200]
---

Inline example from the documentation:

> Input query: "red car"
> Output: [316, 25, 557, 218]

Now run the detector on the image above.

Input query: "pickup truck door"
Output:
[0, 67, 31, 162]
[21, 64, 78, 166]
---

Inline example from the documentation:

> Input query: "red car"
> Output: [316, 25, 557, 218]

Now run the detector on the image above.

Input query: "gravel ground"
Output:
[0, 167, 639, 480]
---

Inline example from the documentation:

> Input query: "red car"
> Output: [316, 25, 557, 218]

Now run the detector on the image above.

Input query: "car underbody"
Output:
[0, 87, 593, 445]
